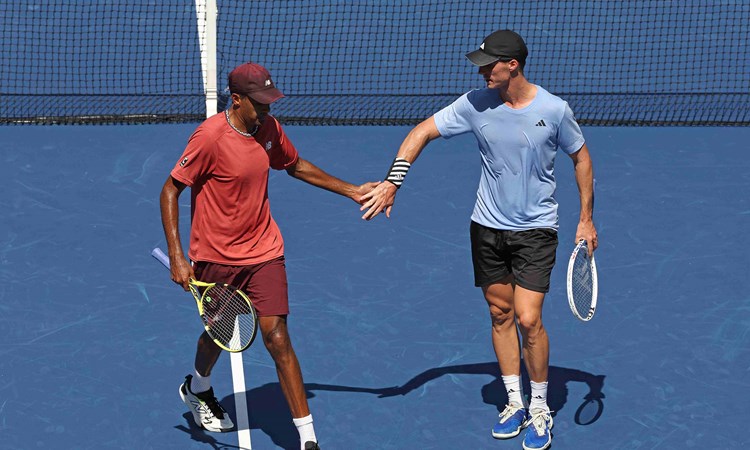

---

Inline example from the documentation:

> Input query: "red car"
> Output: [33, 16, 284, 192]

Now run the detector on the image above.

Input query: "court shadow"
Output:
[172, 384, 299, 449]
[213, 382, 397, 450]
[190, 363, 603, 449]
[376, 362, 606, 424]
[174, 414, 243, 449]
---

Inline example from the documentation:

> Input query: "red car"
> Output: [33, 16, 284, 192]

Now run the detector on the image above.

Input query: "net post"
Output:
[203, 0, 218, 117]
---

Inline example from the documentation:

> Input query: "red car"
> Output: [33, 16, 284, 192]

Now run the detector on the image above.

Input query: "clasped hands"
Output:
[355, 181, 398, 220]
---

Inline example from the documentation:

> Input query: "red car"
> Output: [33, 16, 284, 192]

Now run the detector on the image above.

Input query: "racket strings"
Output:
[201, 285, 257, 351]
[571, 251, 594, 317]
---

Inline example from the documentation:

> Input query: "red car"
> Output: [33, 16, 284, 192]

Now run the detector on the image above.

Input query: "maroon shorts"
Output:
[193, 256, 289, 317]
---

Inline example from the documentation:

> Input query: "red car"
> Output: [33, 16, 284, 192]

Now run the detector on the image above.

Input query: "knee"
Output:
[198, 331, 221, 353]
[490, 305, 515, 329]
[263, 324, 292, 356]
[516, 312, 543, 336]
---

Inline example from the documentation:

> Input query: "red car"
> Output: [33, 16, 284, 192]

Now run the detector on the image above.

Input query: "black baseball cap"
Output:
[465, 29, 528, 66]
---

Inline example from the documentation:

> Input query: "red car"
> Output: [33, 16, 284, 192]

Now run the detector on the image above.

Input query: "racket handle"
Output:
[151, 247, 171, 269]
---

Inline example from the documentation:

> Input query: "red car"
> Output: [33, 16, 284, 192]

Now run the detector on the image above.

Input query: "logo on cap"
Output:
[480, 43, 485, 50]
[265, 79, 271, 86]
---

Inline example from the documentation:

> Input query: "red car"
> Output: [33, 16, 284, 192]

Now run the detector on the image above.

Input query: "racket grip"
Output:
[151, 247, 171, 269]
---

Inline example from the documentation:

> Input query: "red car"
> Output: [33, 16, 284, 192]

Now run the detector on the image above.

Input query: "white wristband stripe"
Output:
[386, 158, 411, 188]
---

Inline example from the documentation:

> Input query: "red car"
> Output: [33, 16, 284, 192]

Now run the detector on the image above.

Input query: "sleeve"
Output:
[557, 102, 586, 155]
[170, 126, 216, 186]
[433, 92, 474, 139]
[267, 117, 299, 170]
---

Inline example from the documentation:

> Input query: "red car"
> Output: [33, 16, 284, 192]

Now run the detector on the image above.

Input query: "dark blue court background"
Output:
[1, 124, 749, 449]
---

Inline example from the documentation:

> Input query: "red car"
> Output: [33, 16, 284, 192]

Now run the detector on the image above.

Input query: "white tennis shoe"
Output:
[179, 375, 234, 432]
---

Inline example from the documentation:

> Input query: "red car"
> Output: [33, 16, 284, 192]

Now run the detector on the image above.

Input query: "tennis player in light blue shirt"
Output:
[434, 85, 585, 231]
[361, 29, 597, 450]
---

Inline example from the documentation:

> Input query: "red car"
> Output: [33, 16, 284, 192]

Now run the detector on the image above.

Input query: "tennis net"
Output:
[1, 1, 748, 125]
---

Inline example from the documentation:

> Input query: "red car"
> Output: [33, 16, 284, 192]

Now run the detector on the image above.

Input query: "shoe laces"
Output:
[526, 409, 552, 436]
[204, 397, 226, 419]
[195, 388, 226, 419]
[499, 403, 524, 422]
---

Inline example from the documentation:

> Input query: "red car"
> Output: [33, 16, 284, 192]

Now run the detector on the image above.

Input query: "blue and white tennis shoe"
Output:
[492, 402, 528, 439]
[522, 408, 553, 450]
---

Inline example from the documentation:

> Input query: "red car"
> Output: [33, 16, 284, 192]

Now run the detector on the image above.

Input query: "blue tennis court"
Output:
[2, 123, 748, 449]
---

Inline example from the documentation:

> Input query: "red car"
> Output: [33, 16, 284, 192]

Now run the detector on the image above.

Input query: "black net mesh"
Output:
[2, 1, 748, 125]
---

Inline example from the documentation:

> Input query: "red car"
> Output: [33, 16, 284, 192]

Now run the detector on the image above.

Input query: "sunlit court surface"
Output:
[2, 124, 749, 449]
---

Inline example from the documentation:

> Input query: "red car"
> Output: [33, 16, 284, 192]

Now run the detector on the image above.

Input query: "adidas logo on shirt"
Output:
[536, 119, 546, 127]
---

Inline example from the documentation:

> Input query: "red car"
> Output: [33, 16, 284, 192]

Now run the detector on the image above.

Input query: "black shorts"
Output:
[470, 221, 558, 292]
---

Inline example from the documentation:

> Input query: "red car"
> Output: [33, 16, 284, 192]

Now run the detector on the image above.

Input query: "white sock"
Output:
[529, 380, 549, 412]
[293, 414, 316, 449]
[501, 374, 524, 407]
[190, 369, 211, 394]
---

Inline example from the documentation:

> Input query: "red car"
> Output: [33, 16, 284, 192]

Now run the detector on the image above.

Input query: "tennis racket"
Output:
[151, 247, 258, 352]
[566, 240, 598, 321]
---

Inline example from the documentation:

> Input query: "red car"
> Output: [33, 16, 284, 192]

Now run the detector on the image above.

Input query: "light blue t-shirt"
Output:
[433, 85, 585, 231]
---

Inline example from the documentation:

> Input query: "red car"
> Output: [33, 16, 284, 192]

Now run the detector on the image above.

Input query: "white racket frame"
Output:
[566, 240, 599, 321]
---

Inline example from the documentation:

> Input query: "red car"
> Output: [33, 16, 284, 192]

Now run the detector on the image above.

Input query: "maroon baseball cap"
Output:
[227, 62, 284, 104]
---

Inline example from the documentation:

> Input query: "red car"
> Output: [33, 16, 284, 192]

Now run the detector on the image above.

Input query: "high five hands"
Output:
[359, 181, 398, 220]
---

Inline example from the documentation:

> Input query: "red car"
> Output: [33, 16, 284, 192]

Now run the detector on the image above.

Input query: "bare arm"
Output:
[285, 157, 380, 204]
[360, 116, 441, 220]
[159, 175, 194, 290]
[569, 143, 598, 254]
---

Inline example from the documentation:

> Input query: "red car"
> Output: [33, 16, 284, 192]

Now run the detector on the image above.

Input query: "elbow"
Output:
[285, 163, 301, 179]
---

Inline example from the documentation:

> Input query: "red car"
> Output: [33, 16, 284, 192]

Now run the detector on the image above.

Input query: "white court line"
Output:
[231, 352, 252, 449]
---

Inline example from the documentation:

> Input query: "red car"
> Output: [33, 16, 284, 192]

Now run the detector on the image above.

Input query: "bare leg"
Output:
[483, 278, 521, 376]
[195, 331, 222, 376]
[513, 286, 549, 383]
[259, 315, 310, 418]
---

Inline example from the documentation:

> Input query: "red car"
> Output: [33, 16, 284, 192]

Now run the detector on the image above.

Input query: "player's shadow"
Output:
[175, 362, 604, 449]
[176, 382, 395, 450]
[175, 416, 244, 450]
[377, 362, 606, 424]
